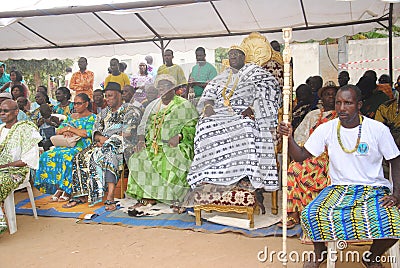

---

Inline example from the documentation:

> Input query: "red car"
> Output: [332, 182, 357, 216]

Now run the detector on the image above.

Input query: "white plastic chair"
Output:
[3, 171, 38, 234]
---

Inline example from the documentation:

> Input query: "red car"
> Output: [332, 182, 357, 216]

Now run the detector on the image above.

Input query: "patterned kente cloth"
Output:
[187, 63, 281, 190]
[34, 114, 96, 195]
[301, 185, 400, 241]
[0, 121, 41, 234]
[126, 96, 198, 204]
[71, 104, 132, 206]
[287, 109, 336, 212]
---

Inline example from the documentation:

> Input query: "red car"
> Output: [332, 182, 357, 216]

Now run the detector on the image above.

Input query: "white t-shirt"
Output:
[305, 117, 400, 190]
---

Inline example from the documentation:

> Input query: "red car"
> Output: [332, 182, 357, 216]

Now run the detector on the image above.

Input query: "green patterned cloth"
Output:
[126, 96, 198, 204]
[0, 121, 41, 234]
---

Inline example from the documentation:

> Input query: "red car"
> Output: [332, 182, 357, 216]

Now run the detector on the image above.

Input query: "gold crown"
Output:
[229, 45, 246, 55]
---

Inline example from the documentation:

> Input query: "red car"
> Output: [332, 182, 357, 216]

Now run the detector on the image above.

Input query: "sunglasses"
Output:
[0, 108, 17, 113]
[74, 101, 87, 106]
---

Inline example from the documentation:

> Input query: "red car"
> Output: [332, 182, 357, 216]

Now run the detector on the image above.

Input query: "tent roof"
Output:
[0, 0, 398, 59]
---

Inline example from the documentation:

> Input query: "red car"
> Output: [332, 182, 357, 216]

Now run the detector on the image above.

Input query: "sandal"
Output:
[49, 189, 63, 202]
[62, 198, 85, 208]
[58, 191, 70, 202]
[277, 216, 299, 229]
[104, 200, 118, 212]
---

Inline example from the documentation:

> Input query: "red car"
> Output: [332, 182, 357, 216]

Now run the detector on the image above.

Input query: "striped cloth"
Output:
[301, 185, 400, 241]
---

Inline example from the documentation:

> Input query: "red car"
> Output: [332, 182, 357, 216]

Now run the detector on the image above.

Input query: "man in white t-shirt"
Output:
[279, 85, 400, 268]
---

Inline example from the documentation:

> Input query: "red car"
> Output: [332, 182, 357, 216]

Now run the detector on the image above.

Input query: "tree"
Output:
[4, 58, 74, 99]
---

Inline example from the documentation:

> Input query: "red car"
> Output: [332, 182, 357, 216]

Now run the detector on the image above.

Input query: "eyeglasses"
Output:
[74, 101, 87, 106]
[0, 108, 17, 113]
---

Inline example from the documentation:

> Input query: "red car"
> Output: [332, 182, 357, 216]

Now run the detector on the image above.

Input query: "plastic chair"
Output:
[3, 171, 38, 234]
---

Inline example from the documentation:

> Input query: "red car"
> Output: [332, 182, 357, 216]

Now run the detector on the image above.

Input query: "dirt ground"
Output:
[0, 191, 393, 268]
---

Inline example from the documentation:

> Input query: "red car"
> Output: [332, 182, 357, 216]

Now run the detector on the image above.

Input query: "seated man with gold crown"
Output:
[185, 45, 282, 207]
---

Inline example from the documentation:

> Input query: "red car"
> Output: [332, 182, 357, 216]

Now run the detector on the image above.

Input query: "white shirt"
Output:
[305, 117, 400, 190]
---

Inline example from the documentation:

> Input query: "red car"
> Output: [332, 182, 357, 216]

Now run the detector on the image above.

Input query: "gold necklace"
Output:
[222, 70, 239, 107]
[151, 101, 169, 155]
[337, 115, 363, 153]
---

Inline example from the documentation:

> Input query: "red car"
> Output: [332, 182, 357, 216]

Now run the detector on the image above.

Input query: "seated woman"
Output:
[53, 86, 74, 116]
[0, 100, 41, 234]
[34, 93, 95, 202]
[126, 75, 198, 211]
[278, 82, 338, 229]
[64, 82, 132, 211]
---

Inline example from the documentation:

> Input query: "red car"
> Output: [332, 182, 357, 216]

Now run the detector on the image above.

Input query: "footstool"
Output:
[193, 188, 258, 228]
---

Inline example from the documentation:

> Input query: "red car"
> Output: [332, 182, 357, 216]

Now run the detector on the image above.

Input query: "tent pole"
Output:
[282, 28, 293, 267]
[388, 3, 393, 85]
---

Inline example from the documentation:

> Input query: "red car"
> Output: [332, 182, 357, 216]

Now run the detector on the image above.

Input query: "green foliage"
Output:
[3, 58, 74, 97]
[215, 47, 229, 64]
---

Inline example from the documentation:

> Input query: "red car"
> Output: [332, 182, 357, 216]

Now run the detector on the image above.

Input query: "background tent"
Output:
[0, 0, 398, 60]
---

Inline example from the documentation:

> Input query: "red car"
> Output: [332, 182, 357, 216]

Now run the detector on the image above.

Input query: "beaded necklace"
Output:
[337, 115, 363, 153]
[222, 70, 239, 107]
[151, 101, 170, 155]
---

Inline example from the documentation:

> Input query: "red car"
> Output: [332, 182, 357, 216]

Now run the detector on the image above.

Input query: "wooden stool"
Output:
[193, 189, 257, 228]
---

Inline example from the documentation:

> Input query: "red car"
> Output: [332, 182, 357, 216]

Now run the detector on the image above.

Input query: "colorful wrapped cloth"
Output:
[301, 185, 400, 241]
[287, 152, 330, 213]
[71, 104, 138, 206]
[126, 96, 198, 204]
[53, 102, 74, 116]
[0, 120, 41, 234]
[375, 98, 400, 148]
[157, 64, 187, 86]
[34, 114, 96, 195]
[187, 63, 281, 190]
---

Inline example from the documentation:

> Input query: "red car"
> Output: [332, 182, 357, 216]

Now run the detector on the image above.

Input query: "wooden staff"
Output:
[281, 27, 292, 267]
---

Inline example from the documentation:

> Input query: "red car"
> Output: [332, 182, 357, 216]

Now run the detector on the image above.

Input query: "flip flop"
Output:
[58, 191, 70, 202]
[62, 198, 85, 208]
[104, 200, 118, 212]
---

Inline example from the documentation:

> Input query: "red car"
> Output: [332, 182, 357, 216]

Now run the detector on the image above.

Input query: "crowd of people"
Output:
[0, 44, 399, 267]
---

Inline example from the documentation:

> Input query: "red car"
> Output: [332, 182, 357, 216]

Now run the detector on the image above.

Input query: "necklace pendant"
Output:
[152, 141, 158, 155]
[224, 99, 230, 107]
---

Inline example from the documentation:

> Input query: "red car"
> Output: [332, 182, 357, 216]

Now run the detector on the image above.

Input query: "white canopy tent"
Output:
[0, 0, 398, 60]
